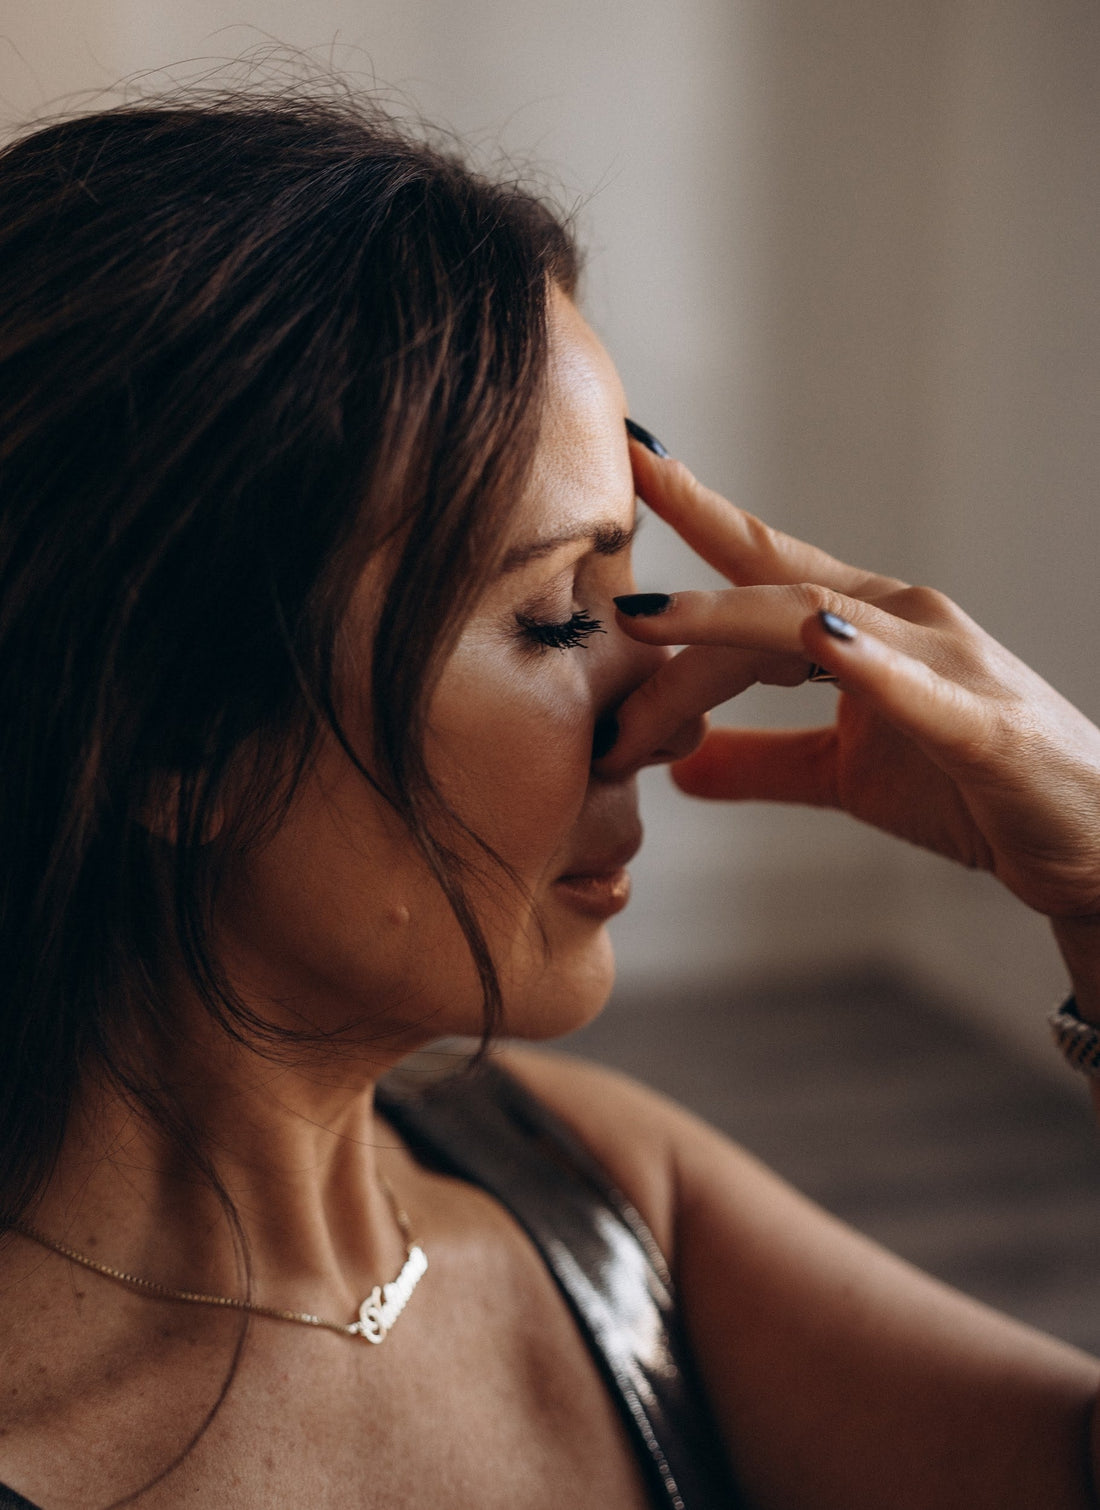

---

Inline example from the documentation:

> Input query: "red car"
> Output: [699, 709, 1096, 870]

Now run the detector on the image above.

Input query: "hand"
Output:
[598, 440, 1100, 925]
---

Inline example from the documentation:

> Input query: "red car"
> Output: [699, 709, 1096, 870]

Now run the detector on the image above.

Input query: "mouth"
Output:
[553, 831, 642, 920]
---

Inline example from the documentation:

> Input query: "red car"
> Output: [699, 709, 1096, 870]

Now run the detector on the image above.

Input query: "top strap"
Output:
[377, 1059, 746, 1510]
[0, 1485, 41, 1508]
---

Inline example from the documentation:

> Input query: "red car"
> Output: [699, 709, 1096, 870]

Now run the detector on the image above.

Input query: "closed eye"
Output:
[516, 610, 606, 652]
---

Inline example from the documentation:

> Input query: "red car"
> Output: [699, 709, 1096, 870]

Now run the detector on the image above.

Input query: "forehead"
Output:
[514, 291, 633, 536]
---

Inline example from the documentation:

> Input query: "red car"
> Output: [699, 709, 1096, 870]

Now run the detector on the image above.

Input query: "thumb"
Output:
[672, 726, 838, 805]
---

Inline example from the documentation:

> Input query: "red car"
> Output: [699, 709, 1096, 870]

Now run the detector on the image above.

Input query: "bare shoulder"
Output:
[495, 1044, 751, 1265]
[499, 1046, 1100, 1510]
[495, 1044, 826, 1266]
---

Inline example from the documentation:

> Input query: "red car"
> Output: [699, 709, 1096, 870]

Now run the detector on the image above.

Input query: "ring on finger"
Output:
[806, 663, 840, 685]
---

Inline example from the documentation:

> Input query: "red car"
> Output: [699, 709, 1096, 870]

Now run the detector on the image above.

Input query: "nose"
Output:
[590, 631, 706, 774]
[592, 695, 707, 773]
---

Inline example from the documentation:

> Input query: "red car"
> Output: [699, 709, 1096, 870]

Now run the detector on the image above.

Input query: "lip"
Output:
[554, 831, 642, 920]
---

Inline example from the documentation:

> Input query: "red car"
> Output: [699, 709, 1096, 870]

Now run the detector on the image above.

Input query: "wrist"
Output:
[1050, 915, 1100, 1024]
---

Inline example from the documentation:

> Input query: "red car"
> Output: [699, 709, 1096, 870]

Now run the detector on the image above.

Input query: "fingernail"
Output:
[625, 418, 670, 458]
[591, 713, 619, 761]
[819, 609, 857, 641]
[614, 592, 672, 617]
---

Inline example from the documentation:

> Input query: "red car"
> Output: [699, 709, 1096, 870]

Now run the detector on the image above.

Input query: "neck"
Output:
[24, 1017, 418, 1323]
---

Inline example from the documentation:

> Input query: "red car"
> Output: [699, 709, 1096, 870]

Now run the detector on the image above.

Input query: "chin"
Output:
[498, 928, 616, 1041]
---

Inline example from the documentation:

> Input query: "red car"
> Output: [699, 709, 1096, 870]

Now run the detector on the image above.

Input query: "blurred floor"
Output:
[560, 967, 1100, 1355]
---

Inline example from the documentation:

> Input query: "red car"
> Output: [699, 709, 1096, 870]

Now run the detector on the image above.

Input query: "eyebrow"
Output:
[497, 520, 638, 576]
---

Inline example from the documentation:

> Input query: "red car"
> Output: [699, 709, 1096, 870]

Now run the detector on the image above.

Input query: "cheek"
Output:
[428, 652, 595, 875]
[215, 750, 444, 996]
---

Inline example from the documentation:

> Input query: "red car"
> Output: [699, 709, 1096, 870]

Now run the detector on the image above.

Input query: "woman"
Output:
[0, 90, 1098, 1509]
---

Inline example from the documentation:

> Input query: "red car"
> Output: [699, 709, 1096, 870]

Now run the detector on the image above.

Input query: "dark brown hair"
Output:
[0, 88, 578, 1232]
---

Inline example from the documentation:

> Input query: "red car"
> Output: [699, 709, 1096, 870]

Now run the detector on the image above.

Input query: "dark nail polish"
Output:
[625, 418, 670, 458]
[614, 592, 672, 617]
[591, 713, 619, 761]
[819, 609, 857, 641]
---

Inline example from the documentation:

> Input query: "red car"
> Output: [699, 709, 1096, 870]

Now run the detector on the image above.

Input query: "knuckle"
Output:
[789, 582, 834, 616]
[851, 567, 907, 598]
[745, 512, 776, 553]
[892, 584, 961, 626]
[669, 458, 700, 498]
[752, 517, 800, 580]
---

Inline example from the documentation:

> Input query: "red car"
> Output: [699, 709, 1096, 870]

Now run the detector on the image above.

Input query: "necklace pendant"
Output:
[17, 1181, 427, 1346]
[357, 1287, 387, 1344]
[353, 1243, 428, 1344]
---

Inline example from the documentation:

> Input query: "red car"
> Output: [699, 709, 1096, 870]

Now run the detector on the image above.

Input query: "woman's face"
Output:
[215, 292, 694, 1054]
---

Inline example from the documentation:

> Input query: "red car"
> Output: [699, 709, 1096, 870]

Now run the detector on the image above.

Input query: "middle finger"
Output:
[611, 583, 922, 658]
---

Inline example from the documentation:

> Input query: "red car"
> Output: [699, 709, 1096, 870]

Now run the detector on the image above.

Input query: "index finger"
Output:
[629, 438, 904, 600]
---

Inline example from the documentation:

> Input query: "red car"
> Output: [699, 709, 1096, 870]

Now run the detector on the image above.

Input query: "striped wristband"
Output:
[1049, 995, 1100, 1075]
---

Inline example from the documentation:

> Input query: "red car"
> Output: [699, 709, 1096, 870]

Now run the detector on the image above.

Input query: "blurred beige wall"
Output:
[2, 1, 1097, 1065]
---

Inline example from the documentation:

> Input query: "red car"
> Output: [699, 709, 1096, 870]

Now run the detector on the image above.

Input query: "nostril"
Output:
[591, 713, 620, 761]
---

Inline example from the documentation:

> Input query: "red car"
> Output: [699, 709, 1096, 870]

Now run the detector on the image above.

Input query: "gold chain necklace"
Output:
[12, 1176, 427, 1345]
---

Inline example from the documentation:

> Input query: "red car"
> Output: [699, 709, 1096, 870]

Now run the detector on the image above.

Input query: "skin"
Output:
[0, 292, 692, 1510]
[2, 289, 1100, 1506]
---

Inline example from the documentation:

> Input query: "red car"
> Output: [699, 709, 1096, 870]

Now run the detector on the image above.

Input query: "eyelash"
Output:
[516, 610, 606, 652]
